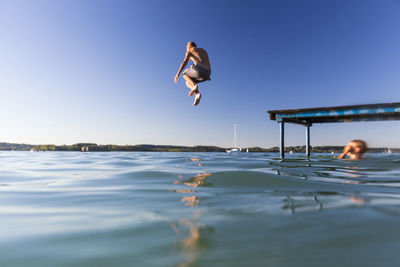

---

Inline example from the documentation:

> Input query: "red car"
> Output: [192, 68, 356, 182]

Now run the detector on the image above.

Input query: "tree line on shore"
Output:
[0, 142, 397, 153]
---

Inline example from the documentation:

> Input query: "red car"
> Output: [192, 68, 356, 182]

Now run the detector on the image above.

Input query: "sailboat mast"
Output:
[234, 124, 237, 147]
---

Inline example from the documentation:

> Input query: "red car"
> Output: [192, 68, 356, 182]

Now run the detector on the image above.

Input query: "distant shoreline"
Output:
[0, 142, 397, 153]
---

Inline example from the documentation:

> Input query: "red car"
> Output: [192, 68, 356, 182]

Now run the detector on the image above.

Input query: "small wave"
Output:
[204, 171, 400, 195]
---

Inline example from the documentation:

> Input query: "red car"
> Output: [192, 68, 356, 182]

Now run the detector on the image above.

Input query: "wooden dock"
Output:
[268, 102, 400, 158]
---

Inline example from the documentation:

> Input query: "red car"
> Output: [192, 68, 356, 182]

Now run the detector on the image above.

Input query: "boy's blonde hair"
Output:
[350, 140, 368, 154]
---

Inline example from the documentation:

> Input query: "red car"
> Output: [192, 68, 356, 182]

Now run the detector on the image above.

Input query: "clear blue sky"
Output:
[1, 0, 400, 148]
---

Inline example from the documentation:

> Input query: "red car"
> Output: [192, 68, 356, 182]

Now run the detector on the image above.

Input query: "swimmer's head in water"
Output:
[338, 139, 368, 160]
[187, 41, 197, 51]
[349, 140, 368, 155]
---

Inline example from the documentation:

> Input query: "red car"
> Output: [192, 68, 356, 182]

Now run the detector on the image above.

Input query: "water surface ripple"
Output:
[0, 151, 399, 266]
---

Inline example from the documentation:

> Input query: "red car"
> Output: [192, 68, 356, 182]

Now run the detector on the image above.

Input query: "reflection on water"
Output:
[174, 172, 213, 188]
[282, 195, 324, 213]
[170, 214, 213, 267]
[181, 196, 199, 207]
[172, 159, 214, 267]
[349, 196, 367, 205]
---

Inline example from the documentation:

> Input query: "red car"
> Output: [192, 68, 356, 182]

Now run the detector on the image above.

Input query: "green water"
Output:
[0, 151, 399, 266]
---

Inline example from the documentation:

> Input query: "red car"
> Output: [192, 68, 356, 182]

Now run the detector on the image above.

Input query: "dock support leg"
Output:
[306, 126, 310, 157]
[280, 122, 285, 159]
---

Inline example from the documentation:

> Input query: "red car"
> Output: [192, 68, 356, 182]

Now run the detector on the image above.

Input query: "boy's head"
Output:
[186, 41, 197, 51]
[347, 140, 368, 159]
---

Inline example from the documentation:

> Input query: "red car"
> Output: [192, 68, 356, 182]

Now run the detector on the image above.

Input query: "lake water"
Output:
[0, 151, 400, 266]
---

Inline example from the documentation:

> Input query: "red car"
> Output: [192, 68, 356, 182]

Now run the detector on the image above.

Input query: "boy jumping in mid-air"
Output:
[338, 140, 368, 160]
[174, 42, 211, 106]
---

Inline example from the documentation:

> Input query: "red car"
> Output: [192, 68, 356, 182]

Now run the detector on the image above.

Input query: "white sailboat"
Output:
[226, 124, 242, 153]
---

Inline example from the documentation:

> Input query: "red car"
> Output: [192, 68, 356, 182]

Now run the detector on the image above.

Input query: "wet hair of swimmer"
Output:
[350, 140, 368, 154]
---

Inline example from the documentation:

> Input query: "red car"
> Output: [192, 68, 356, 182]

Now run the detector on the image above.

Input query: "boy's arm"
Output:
[338, 145, 351, 159]
[174, 51, 191, 83]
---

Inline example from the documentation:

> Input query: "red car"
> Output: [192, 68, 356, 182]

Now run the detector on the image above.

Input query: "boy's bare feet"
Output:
[188, 84, 198, 97]
[193, 93, 202, 106]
